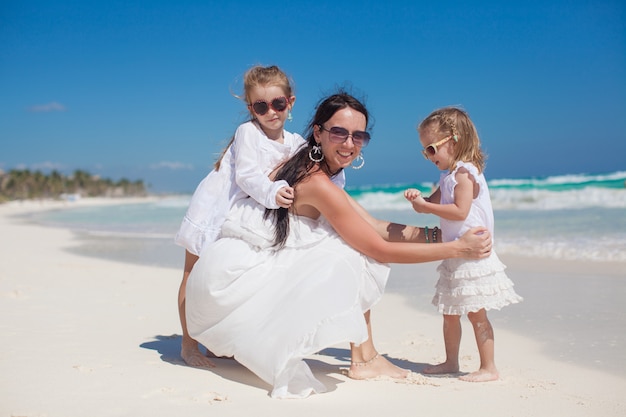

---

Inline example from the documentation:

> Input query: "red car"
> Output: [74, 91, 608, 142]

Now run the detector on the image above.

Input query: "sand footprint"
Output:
[396, 372, 442, 386]
[191, 391, 229, 404]
[140, 387, 176, 399]
[141, 387, 228, 405]
[72, 365, 94, 373]
[4, 289, 29, 299]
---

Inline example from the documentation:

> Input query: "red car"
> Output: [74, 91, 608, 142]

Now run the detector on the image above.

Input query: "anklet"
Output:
[351, 352, 380, 366]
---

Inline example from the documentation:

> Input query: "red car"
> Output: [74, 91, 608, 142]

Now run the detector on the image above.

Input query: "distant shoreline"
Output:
[1, 194, 165, 211]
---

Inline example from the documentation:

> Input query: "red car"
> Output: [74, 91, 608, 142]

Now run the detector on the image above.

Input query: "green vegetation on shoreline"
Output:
[0, 169, 147, 202]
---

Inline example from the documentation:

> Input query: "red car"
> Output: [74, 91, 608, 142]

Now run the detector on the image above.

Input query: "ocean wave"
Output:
[350, 171, 626, 211]
[30, 170, 626, 264]
[83, 230, 174, 239]
[489, 188, 626, 210]
[352, 187, 626, 211]
[488, 171, 626, 188]
[496, 237, 626, 262]
[152, 196, 193, 208]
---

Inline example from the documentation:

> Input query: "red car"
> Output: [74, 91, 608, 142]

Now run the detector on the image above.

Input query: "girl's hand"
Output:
[404, 188, 422, 201]
[458, 227, 492, 259]
[275, 186, 294, 209]
[404, 188, 429, 213]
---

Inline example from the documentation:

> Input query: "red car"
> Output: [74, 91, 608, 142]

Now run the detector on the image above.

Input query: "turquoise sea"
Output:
[29, 171, 626, 269]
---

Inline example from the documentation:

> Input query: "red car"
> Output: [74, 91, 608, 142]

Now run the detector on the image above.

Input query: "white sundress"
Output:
[433, 161, 523, 315]
[185, 198, 389, 399]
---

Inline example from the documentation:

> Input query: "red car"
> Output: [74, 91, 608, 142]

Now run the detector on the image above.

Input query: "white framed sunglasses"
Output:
[422, 135, 457, 159]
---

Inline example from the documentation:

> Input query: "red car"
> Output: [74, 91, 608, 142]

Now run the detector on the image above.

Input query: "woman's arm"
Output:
[427, 186, 441, 204]
[296, 173, 491, 264]
[346, 189, 488, 249]
[346, 191, 422, 242]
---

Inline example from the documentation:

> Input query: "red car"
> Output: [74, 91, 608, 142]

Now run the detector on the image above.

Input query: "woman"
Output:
[185, 92, 492, 398]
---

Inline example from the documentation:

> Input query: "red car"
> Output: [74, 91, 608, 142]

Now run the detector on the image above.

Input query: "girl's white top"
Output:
[439, 161, 494, 243]
[175, 120, 346, 255]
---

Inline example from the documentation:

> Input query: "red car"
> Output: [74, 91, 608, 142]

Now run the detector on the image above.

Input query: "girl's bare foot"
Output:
[422, 362, 459, 375]
[459, 369, 499, 382]
[348, 353, 410, 380]
[181, 341, 216, 368]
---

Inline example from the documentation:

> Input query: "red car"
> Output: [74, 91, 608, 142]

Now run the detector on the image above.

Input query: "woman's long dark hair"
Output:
[264, 91, 370, 248]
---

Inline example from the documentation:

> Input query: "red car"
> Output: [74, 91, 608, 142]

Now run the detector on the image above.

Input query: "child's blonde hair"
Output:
[240, 65, 294, 105]
[418, 106, 486, 173]
[214, 65, 294, 170]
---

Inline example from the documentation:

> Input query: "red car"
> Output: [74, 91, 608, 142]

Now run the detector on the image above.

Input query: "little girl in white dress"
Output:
[405, 106, 522, 382]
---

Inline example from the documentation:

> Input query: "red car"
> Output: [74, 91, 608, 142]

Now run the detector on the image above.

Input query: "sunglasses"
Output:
[422, 134, 457, 159]
[319, 125, 371, 147]
[250, 96, 290, 116]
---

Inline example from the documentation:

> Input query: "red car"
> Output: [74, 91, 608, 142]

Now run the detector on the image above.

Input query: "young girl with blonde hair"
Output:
[405, 106, 522, 382]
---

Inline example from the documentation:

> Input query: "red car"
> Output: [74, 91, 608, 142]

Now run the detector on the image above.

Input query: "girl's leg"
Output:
[348, 311, 410, 380]
[460, 309, 499, 382]
[423, 314, 461, 374]
[179, 250, 215, 367]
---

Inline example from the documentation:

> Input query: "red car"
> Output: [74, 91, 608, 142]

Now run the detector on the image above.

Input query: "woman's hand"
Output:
[458, 227, 492, 259]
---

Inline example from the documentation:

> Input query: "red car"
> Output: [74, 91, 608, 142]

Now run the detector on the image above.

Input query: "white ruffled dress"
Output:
[433, 162, 522, 315]
[185, 198, 389, 399]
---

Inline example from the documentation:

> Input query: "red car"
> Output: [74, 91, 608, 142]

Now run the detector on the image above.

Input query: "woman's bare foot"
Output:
[181, 340, 215, 368]
[422, 362, 459, 375]
[348, 353, 410, 380]
[459, 368, 499, 382]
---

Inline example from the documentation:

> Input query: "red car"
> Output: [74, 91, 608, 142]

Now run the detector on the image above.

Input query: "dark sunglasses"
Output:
[250, 96, 290, 116]
[319, 125, 371, 147]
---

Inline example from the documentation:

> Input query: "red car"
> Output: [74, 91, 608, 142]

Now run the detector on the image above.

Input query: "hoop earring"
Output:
[308, 144, 324, 162]
[287, 110, 293, 122]
[351, 153, 365, 170]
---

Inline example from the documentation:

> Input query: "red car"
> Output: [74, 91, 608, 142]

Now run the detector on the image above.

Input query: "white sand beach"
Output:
[1, 199, 624, 417]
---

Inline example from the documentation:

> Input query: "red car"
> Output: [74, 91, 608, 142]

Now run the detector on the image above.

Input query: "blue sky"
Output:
[1, 0, 624, 193]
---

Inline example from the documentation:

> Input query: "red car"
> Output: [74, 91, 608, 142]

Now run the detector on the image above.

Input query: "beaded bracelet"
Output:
[432, 226, 439, 243]
[424, 226, 429, 243]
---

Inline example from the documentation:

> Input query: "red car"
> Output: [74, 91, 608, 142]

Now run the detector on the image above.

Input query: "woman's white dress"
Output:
[185, 198, 389, 399]
[433, 161, 522, 315]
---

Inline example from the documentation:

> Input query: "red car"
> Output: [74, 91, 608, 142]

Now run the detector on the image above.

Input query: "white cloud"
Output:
[2, 162, 66, 172]
[31, 161, 67, 171]
[27, 102, 67, 112]
[149, 161, 194, 171]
